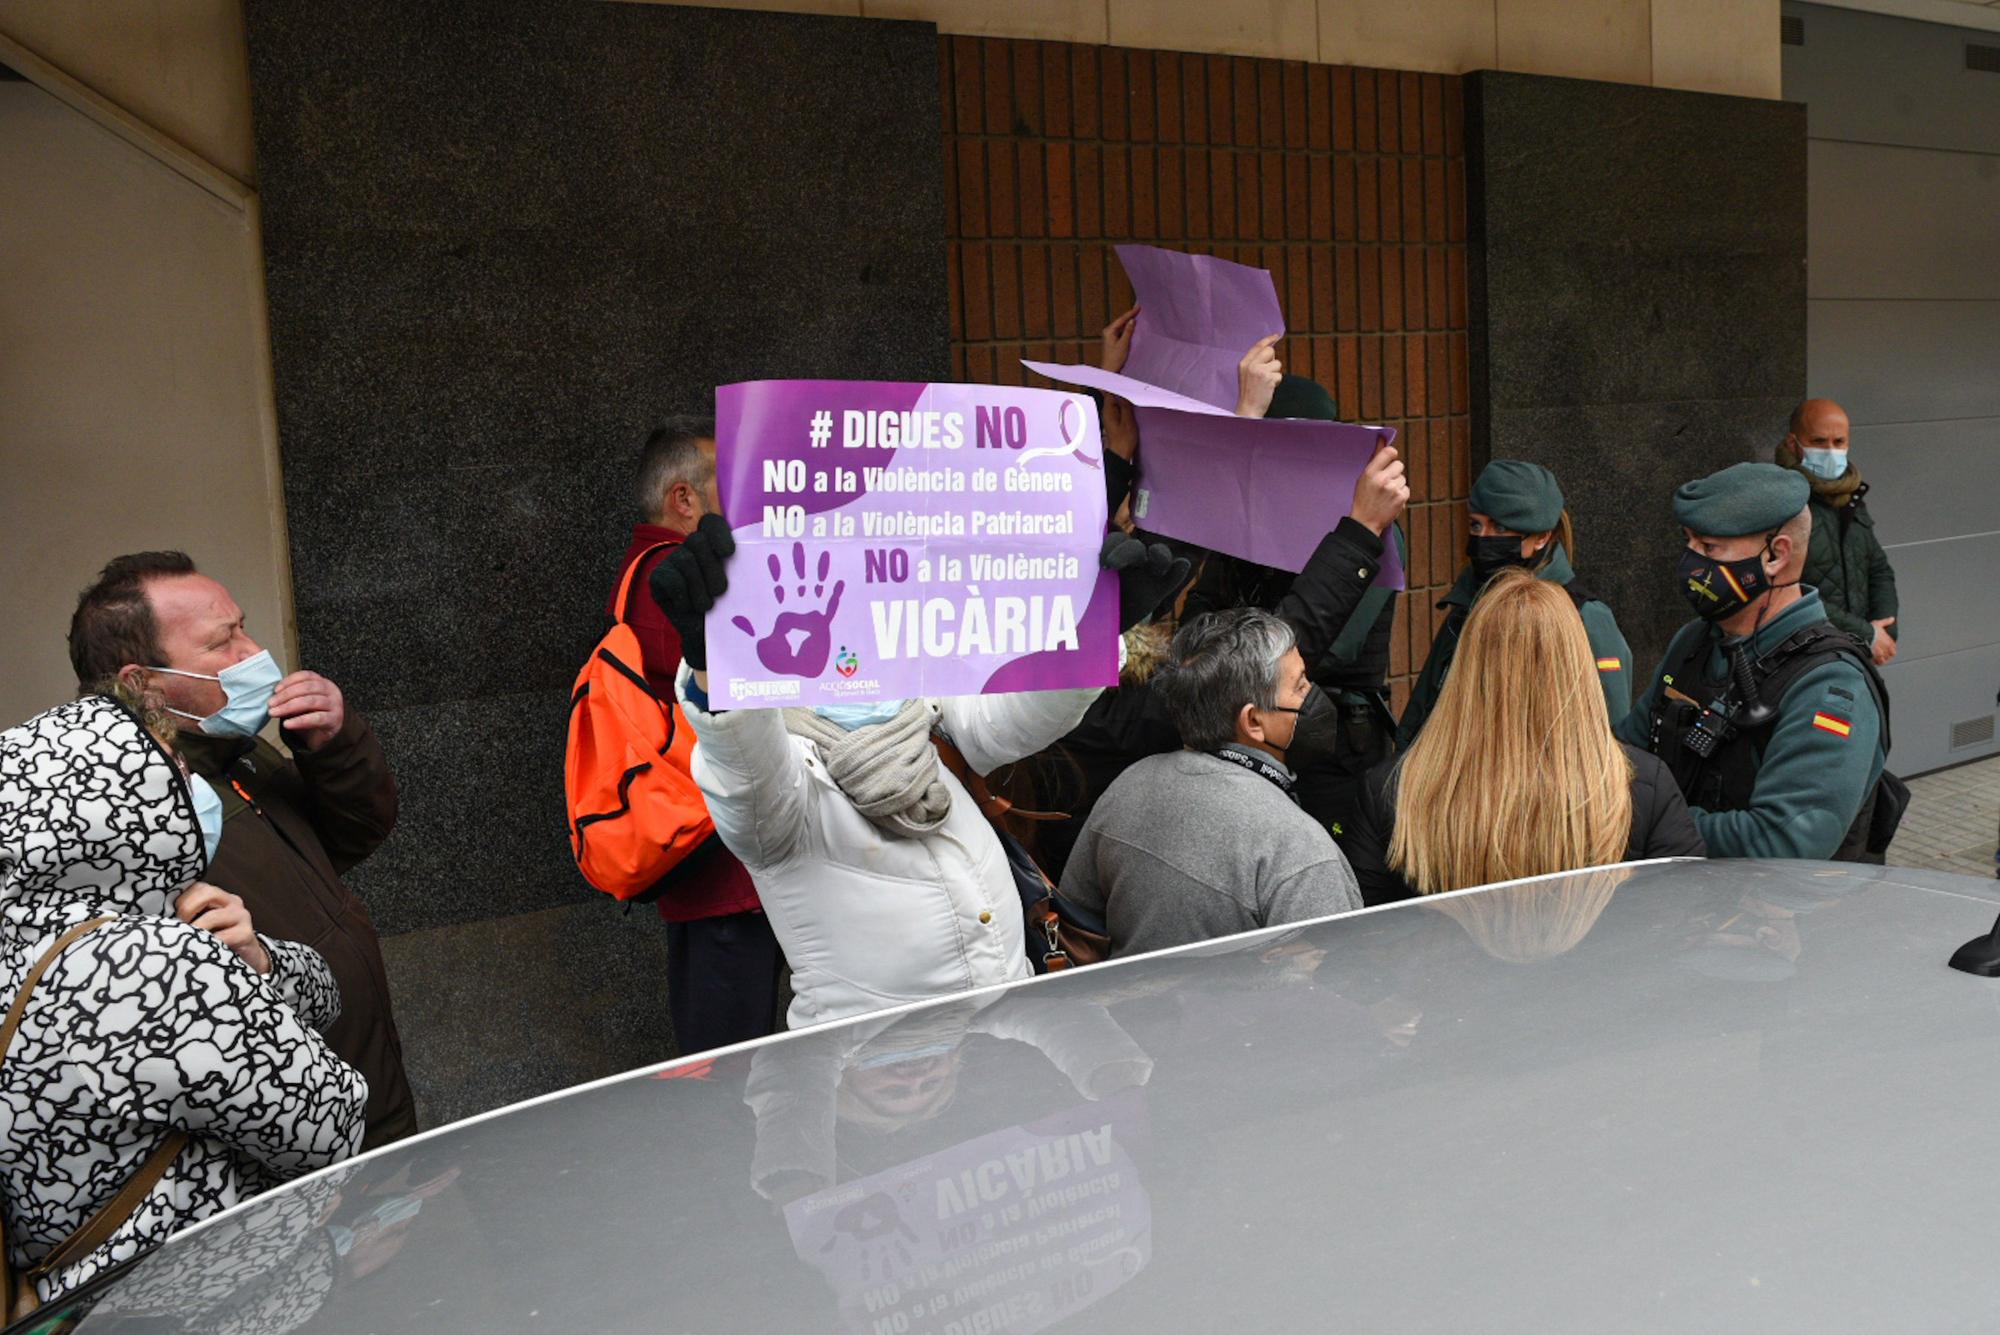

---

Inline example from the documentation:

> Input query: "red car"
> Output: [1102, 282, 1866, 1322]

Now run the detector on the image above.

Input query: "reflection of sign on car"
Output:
[784, 1093, 1152, 1335]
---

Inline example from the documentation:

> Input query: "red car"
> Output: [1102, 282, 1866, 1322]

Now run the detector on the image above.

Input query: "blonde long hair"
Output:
[1388, 569, 1632, 894]
[1547, 510, 1576, 567]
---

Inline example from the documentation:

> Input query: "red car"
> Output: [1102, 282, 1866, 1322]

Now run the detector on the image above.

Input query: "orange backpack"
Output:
[565, 543, 715, 900]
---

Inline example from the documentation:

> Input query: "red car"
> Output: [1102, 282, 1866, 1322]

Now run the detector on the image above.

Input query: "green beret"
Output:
[1267, 374, 1339, 422]
[1469, 460, 1564, 533]
[1672, 462, 1810, 537]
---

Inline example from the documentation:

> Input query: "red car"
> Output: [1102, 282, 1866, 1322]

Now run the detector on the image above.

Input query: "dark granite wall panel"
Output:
[247, 1, 948, 938]
[244, 2, 947, 1114]
[380, 901, 673, 1130]
[1465, 72, 1806, 679]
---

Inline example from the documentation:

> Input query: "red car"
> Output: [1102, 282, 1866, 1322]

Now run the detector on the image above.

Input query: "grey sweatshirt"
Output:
[1058, 747, 1362, 958]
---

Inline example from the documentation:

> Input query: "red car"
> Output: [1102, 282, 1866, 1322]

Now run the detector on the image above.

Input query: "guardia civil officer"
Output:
[1616, 462, 1891, 861]
[1398, 460, 1632, 746]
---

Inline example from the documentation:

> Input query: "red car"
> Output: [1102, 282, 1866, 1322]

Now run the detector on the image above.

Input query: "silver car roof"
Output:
[58, 859, 2000, 1332]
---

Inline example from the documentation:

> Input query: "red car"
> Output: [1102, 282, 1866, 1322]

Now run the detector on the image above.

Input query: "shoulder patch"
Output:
[1811, 711, 1853, 738]
[1596, 656, 1623, 672]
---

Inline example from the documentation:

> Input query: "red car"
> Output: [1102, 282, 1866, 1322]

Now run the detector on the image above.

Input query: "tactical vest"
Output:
[1646, 622, 1891, 862]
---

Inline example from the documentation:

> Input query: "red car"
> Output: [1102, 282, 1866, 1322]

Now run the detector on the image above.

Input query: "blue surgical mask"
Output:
[1800, 447, 1847, 481]
[812, 700, 906, 731]
[186, 772, 224, 866]
[152, 650, 283, 738]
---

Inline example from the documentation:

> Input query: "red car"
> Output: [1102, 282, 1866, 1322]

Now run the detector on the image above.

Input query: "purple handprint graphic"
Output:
[732, 542, 846, 678]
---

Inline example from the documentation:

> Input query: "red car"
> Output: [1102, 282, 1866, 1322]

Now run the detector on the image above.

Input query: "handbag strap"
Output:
[0, 918, 115, 1064]
[1, 918, 188, 1287]
[929, 736, 1068, 825]
[26, 1130, 188, 1284]
[931, 738, 1084, 968]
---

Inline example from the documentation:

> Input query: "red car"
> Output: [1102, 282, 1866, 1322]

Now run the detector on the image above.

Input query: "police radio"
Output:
[1680, 645, 1775, 760]
[1681, 695, 1736, 759]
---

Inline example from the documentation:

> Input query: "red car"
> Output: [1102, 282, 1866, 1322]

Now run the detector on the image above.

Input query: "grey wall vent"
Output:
[1969, 43, 2000, 74]
[1781, 15, 1805, 46]
[1951, 714, 1996, 751]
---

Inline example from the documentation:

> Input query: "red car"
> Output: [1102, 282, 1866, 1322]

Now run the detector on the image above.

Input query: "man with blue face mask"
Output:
[1778, 398, 1900, 667]
[68, 551, 416, 1149]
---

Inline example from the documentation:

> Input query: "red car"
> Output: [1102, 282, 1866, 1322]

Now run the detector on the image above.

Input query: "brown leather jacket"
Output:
[178, 712, 417, 1150]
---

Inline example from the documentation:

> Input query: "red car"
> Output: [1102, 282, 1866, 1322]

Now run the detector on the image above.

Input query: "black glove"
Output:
[648, 514, 736, 671]
[1100, 531, 1191, 633]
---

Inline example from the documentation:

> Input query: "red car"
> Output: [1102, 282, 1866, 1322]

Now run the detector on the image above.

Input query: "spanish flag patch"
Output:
[1812, 711, 1853, 738]
[1596, 657, 1622, 672]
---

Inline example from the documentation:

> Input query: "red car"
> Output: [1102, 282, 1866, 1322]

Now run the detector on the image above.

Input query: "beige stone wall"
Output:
[613, 0, 1783, 98]
[0, 39, 288, 728]
[0, 0, 257, 183]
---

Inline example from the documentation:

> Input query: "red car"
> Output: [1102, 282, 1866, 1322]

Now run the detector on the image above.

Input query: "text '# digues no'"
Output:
[830, 409, 1034, 451]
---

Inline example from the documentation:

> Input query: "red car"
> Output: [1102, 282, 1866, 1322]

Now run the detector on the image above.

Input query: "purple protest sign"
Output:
[1132, 411, 1406, 588]
[1019, 358, 1231, 416]
[706, 381, 1119, 710]
[1115, 244, 1286, 410]
[1022, 356, 1405, 589]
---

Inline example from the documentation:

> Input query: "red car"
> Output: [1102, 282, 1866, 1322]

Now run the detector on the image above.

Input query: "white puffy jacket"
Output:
[676, 669, 1100, 1028]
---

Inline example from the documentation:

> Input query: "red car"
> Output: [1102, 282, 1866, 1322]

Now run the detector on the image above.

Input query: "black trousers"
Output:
[665, 910, 789, 1056]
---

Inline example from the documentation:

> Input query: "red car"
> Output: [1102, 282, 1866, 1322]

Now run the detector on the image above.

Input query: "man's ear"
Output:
[1765, 533, 1792, 572]
[1237, 700, 1263, 743]
[115, 663, 148, 694]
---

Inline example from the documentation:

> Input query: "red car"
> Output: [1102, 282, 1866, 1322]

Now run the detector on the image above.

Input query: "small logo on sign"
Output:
[834, 645, 860, 678]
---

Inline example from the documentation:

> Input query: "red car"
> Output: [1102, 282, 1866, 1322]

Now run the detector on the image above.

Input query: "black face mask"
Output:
[1467, 533, 1532, 584]
[1267, 684, 1341, 771]
[1676, 540, 1774, 623]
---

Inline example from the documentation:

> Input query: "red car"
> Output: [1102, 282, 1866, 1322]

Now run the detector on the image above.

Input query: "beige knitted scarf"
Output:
[784, 700, 952, 838]
[1776, 438, 1864, 505]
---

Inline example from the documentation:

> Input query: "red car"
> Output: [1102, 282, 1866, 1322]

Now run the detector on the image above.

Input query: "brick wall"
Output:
[942, 38, 1471, 711]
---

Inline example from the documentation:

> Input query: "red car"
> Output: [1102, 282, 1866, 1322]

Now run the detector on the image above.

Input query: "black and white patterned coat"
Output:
[0, 696, 368, 1301]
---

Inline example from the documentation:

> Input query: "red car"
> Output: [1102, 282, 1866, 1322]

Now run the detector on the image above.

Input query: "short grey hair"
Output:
[1157, 607, 1296, 752]
[634, 416, 715, 519]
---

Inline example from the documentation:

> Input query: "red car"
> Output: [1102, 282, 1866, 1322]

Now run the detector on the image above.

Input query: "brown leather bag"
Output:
[0, 917, 188, 1322]
[930, 738, 1109, 971]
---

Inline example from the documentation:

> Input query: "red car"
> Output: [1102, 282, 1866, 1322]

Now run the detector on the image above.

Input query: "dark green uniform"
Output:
[1617, 590, 1886, 859]
[1620, 461, 1890, 862]
[1397, 543, 1632, 747]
